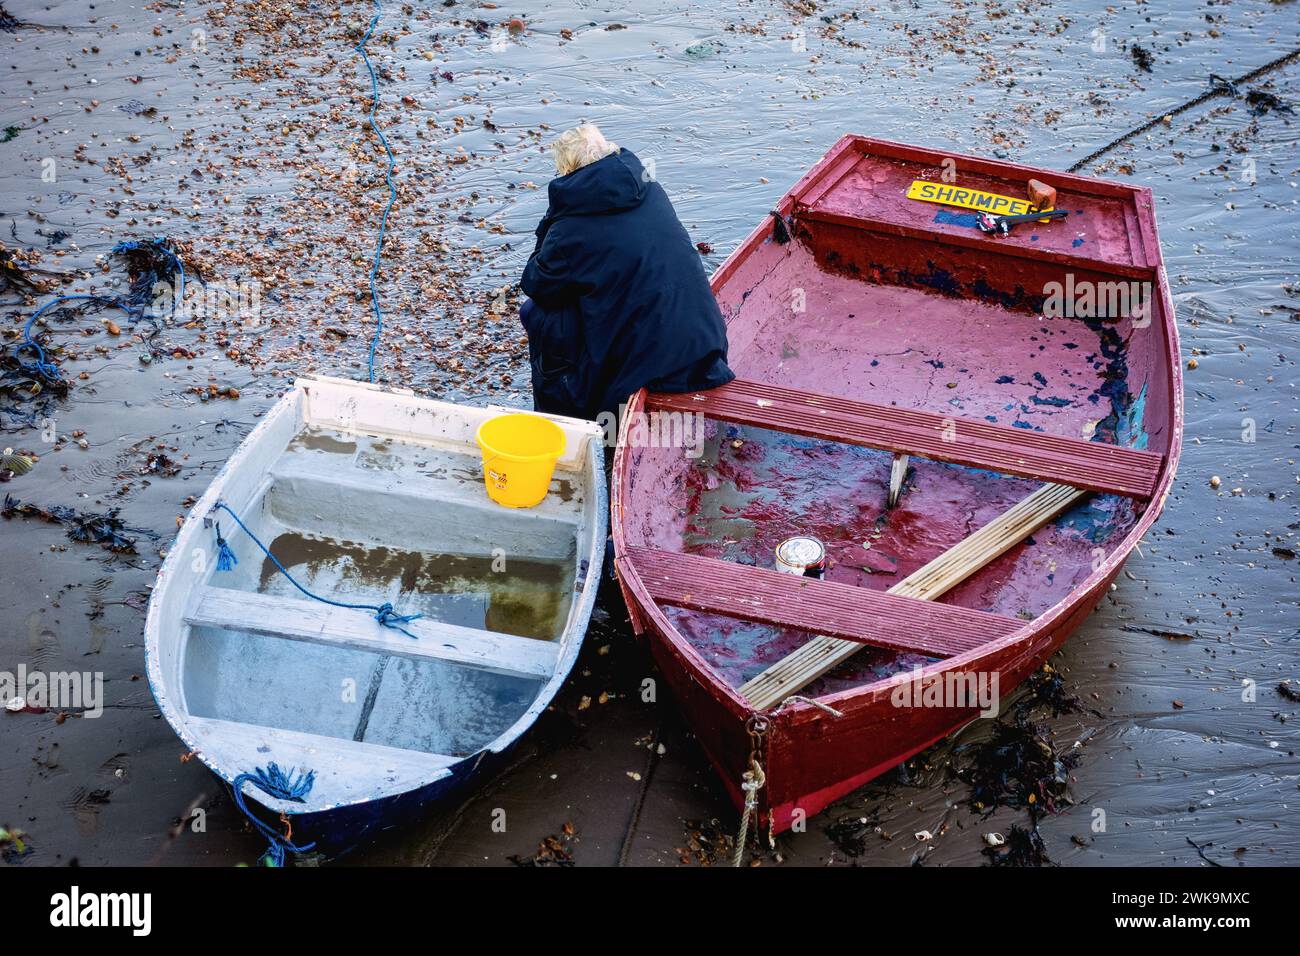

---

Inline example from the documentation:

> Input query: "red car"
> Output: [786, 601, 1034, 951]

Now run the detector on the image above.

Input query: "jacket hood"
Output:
[546, 149, 649, 217]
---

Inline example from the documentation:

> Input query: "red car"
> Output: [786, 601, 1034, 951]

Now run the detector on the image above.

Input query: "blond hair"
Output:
[551, 123, 619, 176]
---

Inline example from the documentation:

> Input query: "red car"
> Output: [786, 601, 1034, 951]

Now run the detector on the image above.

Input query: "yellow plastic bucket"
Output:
[475, 413, 566, 508]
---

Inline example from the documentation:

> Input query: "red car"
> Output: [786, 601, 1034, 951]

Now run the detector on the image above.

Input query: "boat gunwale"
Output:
[144, 376, 608, 817]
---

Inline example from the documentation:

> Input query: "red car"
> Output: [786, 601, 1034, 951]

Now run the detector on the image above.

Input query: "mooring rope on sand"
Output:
[1069, 46, 1300, 173]
[355, 0, 399, 384]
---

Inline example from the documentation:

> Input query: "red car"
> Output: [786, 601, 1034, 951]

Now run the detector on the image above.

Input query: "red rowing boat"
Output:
[611, 135, 1181, 836]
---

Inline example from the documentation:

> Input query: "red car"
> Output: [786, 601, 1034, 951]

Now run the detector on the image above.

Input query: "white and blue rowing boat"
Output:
[144, 375, 606, 861]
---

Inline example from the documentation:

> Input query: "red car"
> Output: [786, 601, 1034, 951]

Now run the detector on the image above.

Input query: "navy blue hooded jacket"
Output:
[520, 149, 733, 421]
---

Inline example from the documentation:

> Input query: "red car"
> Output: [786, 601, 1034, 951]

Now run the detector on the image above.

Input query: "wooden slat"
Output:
[648, 378, 1163, 499]
[623, 547, 1023, 659]
[187, 587, 560, 681]
[737, 482, 1089, 710]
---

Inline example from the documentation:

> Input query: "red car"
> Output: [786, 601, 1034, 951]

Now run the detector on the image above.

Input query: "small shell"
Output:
[983, 832, 1006, 847]
[914, 829, 933, 843]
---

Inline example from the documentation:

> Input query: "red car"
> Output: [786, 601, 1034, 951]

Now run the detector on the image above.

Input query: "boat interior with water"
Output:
[616, 138, 1176, 710]
[147, 377, 605, 810]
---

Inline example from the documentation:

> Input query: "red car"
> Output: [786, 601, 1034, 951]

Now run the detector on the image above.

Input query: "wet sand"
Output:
[0, 0, 1296, 866]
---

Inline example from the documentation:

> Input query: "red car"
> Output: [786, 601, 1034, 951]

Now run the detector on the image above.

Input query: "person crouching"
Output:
[520, 124, 734, 424]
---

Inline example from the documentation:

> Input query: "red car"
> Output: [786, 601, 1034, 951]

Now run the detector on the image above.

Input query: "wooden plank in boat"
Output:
[738, 482, 1090, 710]
[187, 587, 560, 681]
[622, 547, 1023, 659]
[648, 378, 1163, 499]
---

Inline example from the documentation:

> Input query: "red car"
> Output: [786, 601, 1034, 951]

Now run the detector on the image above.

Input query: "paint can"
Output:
[775, 536, 827, 579]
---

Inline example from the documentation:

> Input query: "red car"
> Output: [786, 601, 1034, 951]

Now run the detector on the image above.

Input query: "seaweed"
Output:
[955, 665, 1093, 866]
[111, 236, 197, 324]
[0, 364, 70, 404]
[825, 810, 883, 859]
[960, 666, 1088, 819]
[0, 5, 23, 33]
[1, 241, 64, 295]
[1245, 88, 1293, 115]
[961, 717, 1080, 820]
[983, 824, 1053, 867]
[1, 494, 155, 553]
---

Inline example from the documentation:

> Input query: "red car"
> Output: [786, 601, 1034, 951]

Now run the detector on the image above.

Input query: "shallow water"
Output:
[0, 0, 1296, 866]
[248, 532, 573, 639]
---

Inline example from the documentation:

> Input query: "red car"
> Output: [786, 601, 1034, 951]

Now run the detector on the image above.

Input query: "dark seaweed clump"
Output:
[1130, 44, 1154, 73]
[1, 494, 153, 553]
[0, 5, 23, 33]
[1245, 88, 1293, 115]
[825, 812, 880, 859]
[111, 236, 196, 326]
[956, 666, 1093, 866]
[961, 717, 1080, 820]
[984, 824, 1052, 867]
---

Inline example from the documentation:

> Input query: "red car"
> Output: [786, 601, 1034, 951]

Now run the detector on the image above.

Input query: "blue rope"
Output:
[8, 237, 188, 386]
[230, 763, 317, 867]
[14, 295, 125, 384]
[213, 521, 238, 571]
[210, 501, 422, 637]
[355, 0, 398, 384]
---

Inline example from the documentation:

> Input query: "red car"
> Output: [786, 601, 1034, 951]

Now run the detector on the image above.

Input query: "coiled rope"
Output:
[229, 763, 317, 867]
[1069, 46, 1300, 173]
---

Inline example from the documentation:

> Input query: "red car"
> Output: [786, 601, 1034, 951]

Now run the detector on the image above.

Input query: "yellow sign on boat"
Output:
[906, 180, 1039, 217]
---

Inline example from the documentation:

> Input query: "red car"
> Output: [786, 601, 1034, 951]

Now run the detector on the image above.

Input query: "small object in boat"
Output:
[775, 536, 827, 579]
[1026, 179, 1057, 209]
[887, 452, 909, 508]
[976, 208, 1069, 236]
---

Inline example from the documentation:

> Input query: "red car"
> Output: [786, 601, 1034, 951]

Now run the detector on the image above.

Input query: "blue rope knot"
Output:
[375, 602, 422, 638]
[213, 522, 238, 572]
[230, 763, 317, 867]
